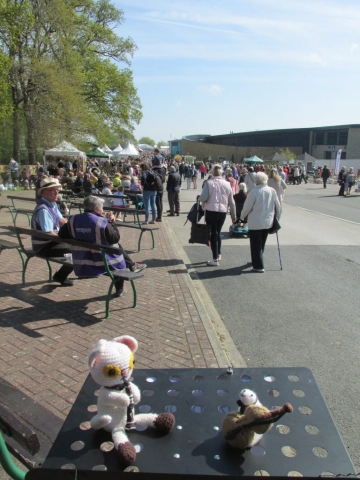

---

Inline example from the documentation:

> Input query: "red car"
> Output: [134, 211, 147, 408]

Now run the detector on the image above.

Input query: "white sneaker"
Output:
[218, 255, 221, 261]
[207, 259, 219, 266]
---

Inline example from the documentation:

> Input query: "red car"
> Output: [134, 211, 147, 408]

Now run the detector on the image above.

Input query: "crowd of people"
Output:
[29, 150, 359, 281]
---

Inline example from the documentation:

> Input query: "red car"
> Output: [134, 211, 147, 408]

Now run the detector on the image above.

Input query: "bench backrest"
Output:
[7, 196, 35, 203]
[7, 225, 122, 255]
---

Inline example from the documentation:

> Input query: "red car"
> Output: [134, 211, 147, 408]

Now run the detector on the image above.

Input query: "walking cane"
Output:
[276, 232, 283, 270]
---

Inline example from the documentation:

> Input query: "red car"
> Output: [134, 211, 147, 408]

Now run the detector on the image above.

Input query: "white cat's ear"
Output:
[88, 339, 107, 367]
[113, 335, 138, 353]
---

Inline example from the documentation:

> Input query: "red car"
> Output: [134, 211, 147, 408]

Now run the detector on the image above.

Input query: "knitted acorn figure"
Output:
[88, 335, 175, 466]
[222, 389, 293, 449]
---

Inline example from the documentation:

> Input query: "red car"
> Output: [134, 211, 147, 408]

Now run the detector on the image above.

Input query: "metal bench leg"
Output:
[130, 280, 137, 308]
[16, 249, 27, 281]
[45, 260, 52, 281]
[7, 207, 16, 226]
[22, 257, 32, 285]
[137, 231, 144, 252]
[105, 281, 115, 319]
[150, 230, 155, 249]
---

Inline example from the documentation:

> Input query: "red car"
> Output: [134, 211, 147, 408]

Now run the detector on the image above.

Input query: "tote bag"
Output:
[268, 215, 281, 234]
[188, 200, 211, 245]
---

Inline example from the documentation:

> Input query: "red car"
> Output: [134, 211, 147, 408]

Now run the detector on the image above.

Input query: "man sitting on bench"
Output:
[58, 196, 146, 297]
[31, 177, 74, 286]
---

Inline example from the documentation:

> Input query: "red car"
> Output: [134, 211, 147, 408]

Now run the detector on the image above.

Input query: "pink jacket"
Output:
[199, 176, 235, 216]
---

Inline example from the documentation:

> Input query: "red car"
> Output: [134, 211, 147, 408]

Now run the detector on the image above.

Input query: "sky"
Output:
[112, 0, 360, 144]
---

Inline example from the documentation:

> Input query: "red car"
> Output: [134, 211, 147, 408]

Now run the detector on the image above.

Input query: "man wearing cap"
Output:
[31, 177, 74, 286]
[58, 196, 146, 297]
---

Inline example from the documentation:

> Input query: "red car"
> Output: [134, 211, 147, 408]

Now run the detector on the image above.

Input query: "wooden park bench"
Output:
[6, 195, 70, 226]
[8, 225, 144, 319]
[65, 195, 157, 252]
[5, 195, 36, 226]
[0, 377, 63, 479]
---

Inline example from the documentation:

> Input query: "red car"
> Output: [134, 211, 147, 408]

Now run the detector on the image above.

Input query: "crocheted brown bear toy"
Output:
[222, 389, 293, 449]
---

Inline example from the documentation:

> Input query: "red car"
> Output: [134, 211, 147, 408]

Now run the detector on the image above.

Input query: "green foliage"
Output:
[138, 136, 155, 146]
[157, 140, 168, 147]
[280, 148, 297, 160]
[0, 0, 142, 161]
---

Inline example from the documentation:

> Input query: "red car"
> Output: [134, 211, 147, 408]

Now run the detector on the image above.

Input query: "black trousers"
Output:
[338, 182, 345, 196]
[168, 192, 180, 214]
[248, 229, 269, 270]
[37, 242, 74, 282]
[205, 210, 227, 260]
[156, 191, 163, 219]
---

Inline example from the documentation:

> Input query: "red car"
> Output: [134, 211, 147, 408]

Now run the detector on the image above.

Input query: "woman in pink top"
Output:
[225, 173, 238, 195]
[199, 164, 236, 266]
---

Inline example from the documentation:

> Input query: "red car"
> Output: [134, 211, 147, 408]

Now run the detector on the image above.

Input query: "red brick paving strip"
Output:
[0, 202, 220, 423]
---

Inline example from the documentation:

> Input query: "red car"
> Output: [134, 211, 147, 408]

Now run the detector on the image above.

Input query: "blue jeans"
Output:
[142, 190, 157, 222]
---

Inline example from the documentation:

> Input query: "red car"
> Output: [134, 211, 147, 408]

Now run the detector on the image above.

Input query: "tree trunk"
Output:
[11, 86, 21, 161]
[23, 97, 37, 165]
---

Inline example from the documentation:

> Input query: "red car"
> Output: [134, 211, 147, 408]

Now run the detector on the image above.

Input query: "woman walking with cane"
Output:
[241, 172, 281, 273]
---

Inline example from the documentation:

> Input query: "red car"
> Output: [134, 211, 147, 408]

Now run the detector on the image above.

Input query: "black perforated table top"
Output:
[34, 368, 355, 478]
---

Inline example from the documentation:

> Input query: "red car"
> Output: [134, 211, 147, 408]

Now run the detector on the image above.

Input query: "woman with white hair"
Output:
[267, 168, 287, 212]
[241, 172, 281, 272]
[199, 164, 236, 266]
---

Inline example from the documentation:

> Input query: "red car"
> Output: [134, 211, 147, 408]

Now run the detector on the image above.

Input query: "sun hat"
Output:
[38, 177, 62, 195]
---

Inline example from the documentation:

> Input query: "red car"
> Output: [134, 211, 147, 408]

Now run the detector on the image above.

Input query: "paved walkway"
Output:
[0, 191, 234, 427]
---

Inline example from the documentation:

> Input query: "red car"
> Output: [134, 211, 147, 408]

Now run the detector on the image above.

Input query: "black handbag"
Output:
[188, 200, 211, 245]
[189, 222, 212, 245]
[269, 215, 281, 234]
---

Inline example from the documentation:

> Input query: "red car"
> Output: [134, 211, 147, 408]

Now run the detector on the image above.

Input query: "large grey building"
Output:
[169, 124, 360, 163]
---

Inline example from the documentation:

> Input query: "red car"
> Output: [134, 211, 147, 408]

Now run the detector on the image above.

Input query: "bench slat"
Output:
[0, 404, 40, 455]
[0, 239, 20, 249]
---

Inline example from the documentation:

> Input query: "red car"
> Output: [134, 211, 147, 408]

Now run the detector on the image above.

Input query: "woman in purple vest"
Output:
[59, 196, 146, 297]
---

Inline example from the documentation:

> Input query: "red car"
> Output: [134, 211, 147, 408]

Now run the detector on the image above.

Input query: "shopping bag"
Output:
[189, 223, 212, 245]
[268, 215, 281, 234]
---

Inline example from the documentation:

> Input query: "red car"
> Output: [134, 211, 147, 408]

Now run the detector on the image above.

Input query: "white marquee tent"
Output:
[112, 144, 123, 158]
[118, 142, 140, 157]
[44, 140, 86, 170]
[100, 144, 113, 155]
[44, 140, 86, 158]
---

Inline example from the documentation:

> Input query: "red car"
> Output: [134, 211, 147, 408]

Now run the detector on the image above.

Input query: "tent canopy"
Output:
[44, 140, 85, 158]
[86, 147, 110, 158]
[294, 152, 318, 163]
[118, 142, 140, 157]
[112, 144, 123, 158]
[100, 144, 113, 154]
[244, 155, 263, 164]
[263, 152, 289, 163]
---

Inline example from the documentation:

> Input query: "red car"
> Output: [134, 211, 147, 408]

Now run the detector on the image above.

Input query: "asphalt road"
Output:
[164, 179, 360, 471]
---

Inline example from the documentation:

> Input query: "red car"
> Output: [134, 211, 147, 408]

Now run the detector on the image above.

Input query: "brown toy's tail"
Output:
[224, 403, 293, 441]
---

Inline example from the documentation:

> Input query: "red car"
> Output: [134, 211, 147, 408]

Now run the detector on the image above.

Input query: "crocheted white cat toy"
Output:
[88, 335, 175, 466]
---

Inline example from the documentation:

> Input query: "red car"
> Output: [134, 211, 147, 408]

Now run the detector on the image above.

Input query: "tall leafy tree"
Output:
[138, 136, 155, 146]
[0, 0, 142, 162]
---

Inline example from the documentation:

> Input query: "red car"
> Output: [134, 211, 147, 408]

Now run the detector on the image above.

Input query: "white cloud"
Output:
[306, 53, 327, 66]
[350, 43, 359, 55]
[198, 85, 223, 96]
